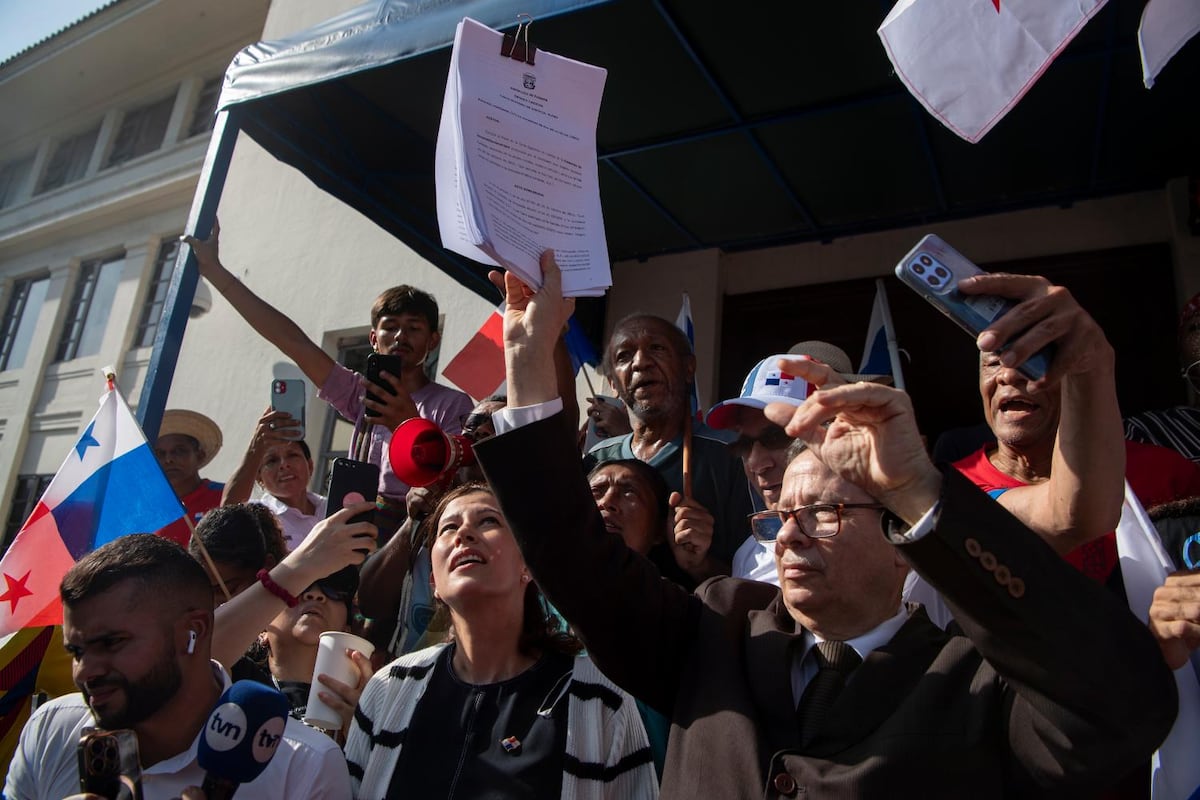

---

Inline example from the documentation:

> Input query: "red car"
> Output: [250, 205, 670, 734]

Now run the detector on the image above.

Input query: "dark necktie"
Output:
[796, 640, 861, 746]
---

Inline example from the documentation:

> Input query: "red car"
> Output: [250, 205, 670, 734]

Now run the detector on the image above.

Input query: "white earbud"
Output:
[186, 629, 197, 655]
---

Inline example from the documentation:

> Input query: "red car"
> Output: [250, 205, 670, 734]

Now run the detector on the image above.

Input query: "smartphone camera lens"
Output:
[926, 275, 938, 286]
[934, 266, 948, 279]
[912, 262, 925, 275]
[919, 255, 933, 267]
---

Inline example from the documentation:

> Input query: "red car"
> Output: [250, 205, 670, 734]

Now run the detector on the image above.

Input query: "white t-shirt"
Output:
[731, 534, 780, 585]
[5, 662, 351, 800]
[255, 491, 328, 550]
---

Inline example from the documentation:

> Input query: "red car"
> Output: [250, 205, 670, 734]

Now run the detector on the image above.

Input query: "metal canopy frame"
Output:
[137, 0, 1197, 434]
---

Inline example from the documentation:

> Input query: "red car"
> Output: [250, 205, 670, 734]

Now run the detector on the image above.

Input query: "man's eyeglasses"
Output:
[1183, 359, 1200, 395]
[728, 424, 793, 459]
[747, 503, 885, 542]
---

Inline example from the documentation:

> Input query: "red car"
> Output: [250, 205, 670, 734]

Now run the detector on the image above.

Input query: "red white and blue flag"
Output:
[442, 304, 507, 402]
[1138, 0, 1200, 88]
[1114, 484, 1200, 799]
[675, 293, 703, 419]
[0, 385, 184, 638]
[860, 279, 906, 390]
[878, 0, 1108, 143]
[763, 370, 796, 388]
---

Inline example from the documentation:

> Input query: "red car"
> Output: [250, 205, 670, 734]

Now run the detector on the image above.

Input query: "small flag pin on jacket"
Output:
[500, 735, 522, 754]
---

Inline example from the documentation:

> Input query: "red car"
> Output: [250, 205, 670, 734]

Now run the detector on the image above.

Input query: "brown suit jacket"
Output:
[476, 413, 1177, 799]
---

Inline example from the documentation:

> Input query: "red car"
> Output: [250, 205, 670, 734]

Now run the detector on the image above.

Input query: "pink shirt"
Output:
[318, 362, 474, 499]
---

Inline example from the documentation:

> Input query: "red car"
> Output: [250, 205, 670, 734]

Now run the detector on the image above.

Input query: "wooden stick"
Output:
[580, 363, 599, 400]
[187, 512, 231, 603]
[682, 412, 694, 500]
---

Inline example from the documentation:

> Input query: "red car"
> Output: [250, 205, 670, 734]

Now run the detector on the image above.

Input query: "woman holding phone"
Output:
[345, 482, 657, 799]
[223, 406, 327, 549]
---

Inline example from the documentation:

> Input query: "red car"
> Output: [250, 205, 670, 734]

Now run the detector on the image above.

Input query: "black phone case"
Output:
[326, 457, 380, 525]
[364, 353, 406, 417]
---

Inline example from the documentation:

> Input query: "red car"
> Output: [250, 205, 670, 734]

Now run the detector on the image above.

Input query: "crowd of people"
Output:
[4, 224, 1200, 799]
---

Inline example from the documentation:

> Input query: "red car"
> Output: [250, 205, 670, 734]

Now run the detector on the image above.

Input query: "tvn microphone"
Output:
[198, 680, 290, 800]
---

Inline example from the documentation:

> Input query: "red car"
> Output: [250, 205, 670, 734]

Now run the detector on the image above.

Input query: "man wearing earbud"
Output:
[5, 534, 351, 799]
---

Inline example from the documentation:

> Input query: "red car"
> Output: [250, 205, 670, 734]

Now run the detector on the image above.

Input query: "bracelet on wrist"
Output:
[256, 569, 299, 607]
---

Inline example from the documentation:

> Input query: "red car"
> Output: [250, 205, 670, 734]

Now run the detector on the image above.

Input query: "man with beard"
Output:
[5, 534, 350, 800]
[586, 314, 747, 569]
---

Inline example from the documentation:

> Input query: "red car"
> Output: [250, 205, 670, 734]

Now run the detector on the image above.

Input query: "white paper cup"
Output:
[303, 631, 375, 730]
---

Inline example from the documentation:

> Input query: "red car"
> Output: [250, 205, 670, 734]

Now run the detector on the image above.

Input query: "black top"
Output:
[387, 644, 573, 799]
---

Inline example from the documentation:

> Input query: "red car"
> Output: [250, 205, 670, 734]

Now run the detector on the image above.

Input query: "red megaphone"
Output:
[388, 418, 477, 488]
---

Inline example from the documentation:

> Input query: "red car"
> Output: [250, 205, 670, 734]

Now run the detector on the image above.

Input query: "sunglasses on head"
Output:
[306, 581, 352, 603]
[460, 412, 492, 433]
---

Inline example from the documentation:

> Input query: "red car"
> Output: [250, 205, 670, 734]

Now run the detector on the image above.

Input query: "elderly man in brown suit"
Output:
[473, 254, 1177, 798]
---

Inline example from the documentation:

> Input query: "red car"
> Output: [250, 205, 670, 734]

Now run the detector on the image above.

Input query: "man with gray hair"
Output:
[586, 313, 748, 571]
[474, 253, 1177, 798]
[707, 342, 888, 583]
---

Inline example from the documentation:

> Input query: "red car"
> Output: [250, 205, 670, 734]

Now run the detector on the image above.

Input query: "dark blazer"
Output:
[477, 413, 1178, 799]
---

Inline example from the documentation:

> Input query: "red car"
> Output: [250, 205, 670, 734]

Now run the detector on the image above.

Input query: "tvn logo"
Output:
[205, 703, 249, 752]
[210, 711, 242, 739]
[204, 701, 287, 763]
[252, 717, 287, 763]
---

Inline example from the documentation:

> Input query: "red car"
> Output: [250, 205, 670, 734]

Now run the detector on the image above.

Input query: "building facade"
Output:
[1, 0, 1196, 542]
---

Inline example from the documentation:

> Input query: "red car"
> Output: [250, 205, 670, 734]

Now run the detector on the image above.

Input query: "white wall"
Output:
[167, 0, 496, 486]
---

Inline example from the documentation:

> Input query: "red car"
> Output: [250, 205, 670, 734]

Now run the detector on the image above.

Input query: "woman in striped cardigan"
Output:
[345, 482, 657, 799]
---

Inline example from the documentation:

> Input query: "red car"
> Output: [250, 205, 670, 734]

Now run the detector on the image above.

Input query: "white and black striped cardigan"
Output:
[345, 644, 659, 800]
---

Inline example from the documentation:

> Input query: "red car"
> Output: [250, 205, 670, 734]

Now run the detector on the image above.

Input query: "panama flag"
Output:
[564, 316, 599, 376]
[0, 386, 184, 638]
[1113, 484, 1200, 799]
[675, 293, 702, 417]
[860, 279, 906, 390]
[443, 304, 506, 402]
[878, 0, 1108, 143]
[1138, 0, 1200, 88]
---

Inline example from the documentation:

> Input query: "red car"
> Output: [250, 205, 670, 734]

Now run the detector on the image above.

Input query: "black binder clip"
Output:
[501, 13, 537, 66]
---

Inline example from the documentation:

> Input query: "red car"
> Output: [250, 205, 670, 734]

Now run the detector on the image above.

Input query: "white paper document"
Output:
[436, 17, 611, 297]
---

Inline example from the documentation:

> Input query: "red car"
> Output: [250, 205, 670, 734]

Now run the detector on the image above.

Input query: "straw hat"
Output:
[787, 341, 891, 384]
[159, 409, 223, 468]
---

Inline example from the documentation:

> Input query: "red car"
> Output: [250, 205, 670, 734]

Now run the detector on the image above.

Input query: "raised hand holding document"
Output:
[436, 17, 611, 297]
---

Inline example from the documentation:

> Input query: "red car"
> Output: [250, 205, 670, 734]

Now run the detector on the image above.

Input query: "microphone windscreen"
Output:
[198, 680, 290, 785]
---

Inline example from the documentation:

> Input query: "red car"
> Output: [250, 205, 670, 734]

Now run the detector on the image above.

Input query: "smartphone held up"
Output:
[893, 234, 1052, 381]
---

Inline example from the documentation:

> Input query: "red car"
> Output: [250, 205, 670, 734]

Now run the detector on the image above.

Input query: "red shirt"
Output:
[953, 440, 1200, 583]
[157, 479, 224, 547]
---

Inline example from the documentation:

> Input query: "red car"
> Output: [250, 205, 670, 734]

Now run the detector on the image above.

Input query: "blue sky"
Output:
[0, 0, 112, 62]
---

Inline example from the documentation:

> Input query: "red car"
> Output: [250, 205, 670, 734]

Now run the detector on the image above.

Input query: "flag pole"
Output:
[682, 413, 694, 500]
[185, 513, 231, 603]
[875, 279, 906, 391]
[580, 363, 599, 400]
